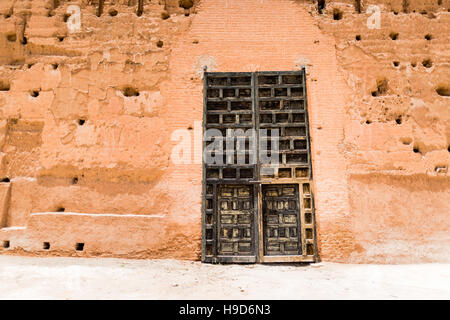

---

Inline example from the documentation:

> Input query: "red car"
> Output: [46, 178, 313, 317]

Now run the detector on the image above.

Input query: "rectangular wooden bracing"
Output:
[202, 70, 317, 264]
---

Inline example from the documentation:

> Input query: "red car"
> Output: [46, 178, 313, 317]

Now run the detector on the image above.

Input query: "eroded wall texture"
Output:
[0, 0, 448, 263]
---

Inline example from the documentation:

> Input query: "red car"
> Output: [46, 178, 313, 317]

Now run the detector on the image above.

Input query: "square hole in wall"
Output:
[3, 240, 10, 249]
[43, 242, 50, 250]
[75, 243, 84, 251]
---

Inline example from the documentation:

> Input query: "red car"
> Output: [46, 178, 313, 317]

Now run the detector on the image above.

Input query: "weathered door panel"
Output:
[262, 184, 301, 256]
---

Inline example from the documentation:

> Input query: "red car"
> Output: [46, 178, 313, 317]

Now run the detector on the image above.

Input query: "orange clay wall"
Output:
[0, 0, 448, 263]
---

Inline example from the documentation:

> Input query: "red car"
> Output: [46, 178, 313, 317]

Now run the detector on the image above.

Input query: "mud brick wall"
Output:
[0, 0, 449, 263]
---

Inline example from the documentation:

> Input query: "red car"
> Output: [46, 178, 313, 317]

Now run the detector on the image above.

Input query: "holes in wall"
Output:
[425, 34, 433, 41]
[30, 90, 40, 98]
[371, 78, 388, 97]
[156, 40, 164, 48]
[122, 86, 139, 97]
[395, 116, 402, 124]
[402, 0, 409, 13]
[0, 80, 10, 91]
[57, 36, 65, 42]
[51, 63, 59, 70]
[56, 207, 65, 212]
[355, 35, 361, 41]
[6, 33, 17, 42]
[161, 11, 170, 20]
[179, 0, 194, 10]
[21, 37, 28, 45]
[411, 62, 417, 68]
[77, 119, 86, 126]
[2, 240, 10, 249]
[43, 242, 50, 250]
[400, 137, 412, 145]
[333, 8, 343, 20]
[393, 61, 400, 67]
[389, 32, 399, 40]
[75, 243, 84, 251]
[318, 0, 325, 14]
[413, 145, 421, 154]
[355, 0, 362, 13]
[0, 177, 10, 183]
[365, 119, 372, 124]
[72, 177, 78, 185]
[434, 165, 448, 174]
[108, 8, 118, 16]
[435, 86, 450, 96]
[63, 13, 71, 22]
[422, 59, 433, 68]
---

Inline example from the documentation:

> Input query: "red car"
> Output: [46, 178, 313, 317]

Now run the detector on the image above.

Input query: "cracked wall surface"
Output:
[0, 0, 448, 263]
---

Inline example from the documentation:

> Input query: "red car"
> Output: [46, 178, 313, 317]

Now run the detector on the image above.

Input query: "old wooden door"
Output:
[202, 70, 317, 263]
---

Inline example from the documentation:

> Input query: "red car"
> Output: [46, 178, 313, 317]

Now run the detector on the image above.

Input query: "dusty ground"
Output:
[0, 256, 449, 300]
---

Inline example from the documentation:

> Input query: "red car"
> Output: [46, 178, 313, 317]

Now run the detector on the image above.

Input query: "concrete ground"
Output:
[0, 255, 449, 299]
